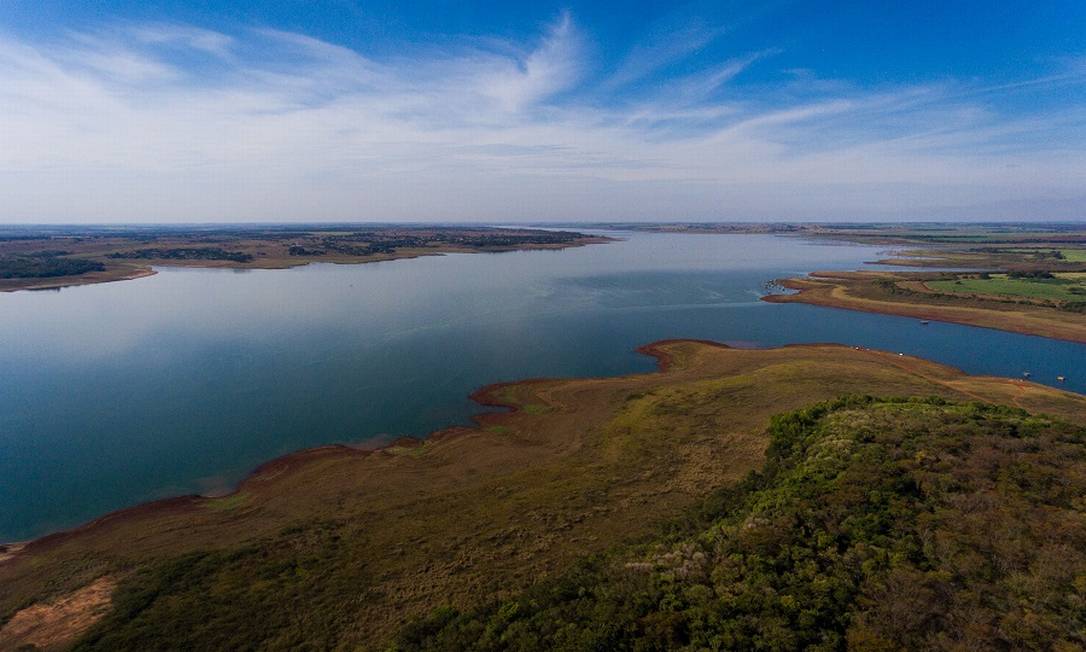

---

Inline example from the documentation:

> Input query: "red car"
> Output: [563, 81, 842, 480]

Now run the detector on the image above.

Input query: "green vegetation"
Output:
[305, 230, 590, 257]
[0, 254, 104, 279]
[395, 398, 1086, 651]
[107, 247, 255, 263]
[73, 522, 367, 651]
[769, 267, 1086, 342]
[521, 403, 551, 415]
[287, 245, 326, 256]
[998, 248, 1086, 263]
[927, 273, 1086, 302]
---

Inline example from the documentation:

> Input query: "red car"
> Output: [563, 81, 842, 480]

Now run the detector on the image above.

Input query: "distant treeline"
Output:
[0, 254, 105, 279]
[108, 248, 254, 263]
[0, 224, 587, 241]
[288, 230, 585, 257]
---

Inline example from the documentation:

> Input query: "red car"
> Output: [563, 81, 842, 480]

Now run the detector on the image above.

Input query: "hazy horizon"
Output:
[4, 218, 1086, 228]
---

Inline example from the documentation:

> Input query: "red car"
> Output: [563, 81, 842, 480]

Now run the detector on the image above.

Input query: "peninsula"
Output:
[2, 340, 1083, 650]
[758, 224, 1086, 343]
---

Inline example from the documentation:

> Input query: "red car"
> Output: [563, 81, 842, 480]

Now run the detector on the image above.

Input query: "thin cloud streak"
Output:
[602, 22, 727, 91]
[0, 15, 1083, 222]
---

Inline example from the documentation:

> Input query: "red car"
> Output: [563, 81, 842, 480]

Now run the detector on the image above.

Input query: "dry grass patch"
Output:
[0, 577, 116, 651]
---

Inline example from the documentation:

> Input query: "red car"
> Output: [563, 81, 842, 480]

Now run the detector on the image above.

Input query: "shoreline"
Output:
[763, 273, 1086, 345]
[6, 336, 1073, 558]
[3, 338, 680, 557]
[0, 235, 613, 293]
[0, 266, 158, 293]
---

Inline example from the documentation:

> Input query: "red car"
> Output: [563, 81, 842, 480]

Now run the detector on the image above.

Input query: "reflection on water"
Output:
[0, 232, 1082, 540]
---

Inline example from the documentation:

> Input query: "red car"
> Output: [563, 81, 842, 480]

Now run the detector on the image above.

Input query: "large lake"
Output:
[2, 232, 1084, 540]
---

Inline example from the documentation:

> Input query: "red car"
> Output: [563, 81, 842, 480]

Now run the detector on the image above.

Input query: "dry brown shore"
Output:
[4, 339, 1085, 649]
[764, 271, 1086, 344]
[0, 266, 158, 293]
[0, 234, 612, 293]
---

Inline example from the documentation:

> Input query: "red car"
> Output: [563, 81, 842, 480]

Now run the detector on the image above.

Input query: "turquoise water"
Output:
[1, 232, 1083, 540]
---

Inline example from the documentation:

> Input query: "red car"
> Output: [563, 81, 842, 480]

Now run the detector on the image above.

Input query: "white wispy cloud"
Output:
[129, 23, 234, 58]
[476, 11, 583, 113]
[603, 22, 727, 91]
[0, 14, 1083, 222]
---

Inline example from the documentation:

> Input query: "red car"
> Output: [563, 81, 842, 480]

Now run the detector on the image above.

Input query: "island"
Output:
[0, 225, 610, 292]
[2, 340, 1083, 650]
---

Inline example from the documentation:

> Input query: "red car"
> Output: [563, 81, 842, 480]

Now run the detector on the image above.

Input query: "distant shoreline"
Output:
[0, 226, 613, 293]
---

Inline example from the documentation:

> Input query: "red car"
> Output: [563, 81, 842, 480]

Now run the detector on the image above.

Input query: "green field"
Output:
[928, 273, 1086, 301]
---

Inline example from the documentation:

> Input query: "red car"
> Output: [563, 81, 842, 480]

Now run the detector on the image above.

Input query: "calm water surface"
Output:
[1, 232, 1083, 540]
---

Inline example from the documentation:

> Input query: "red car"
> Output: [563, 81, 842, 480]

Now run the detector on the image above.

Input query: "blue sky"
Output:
[1, 1, 1085, 222]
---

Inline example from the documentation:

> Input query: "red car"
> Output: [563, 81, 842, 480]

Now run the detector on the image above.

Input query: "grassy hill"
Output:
[395, 397, 1086, 651]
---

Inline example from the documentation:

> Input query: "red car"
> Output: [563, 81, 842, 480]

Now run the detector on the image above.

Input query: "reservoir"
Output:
[1, 231, 1083, 540]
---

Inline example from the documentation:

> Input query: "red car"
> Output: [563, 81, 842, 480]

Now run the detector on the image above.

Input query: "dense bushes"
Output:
[393, 397, 1086, 651]
[307, 229, 585, 258]
[73, 521, 369, 651]
[1008, 270, 1055, 279]
[287, 245, 326, 256]
[107, 248, 254, 263]
[0, 254, 104, 278]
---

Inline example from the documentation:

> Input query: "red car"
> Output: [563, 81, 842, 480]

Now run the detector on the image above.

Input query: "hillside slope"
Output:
[397, 397, 1086, 651]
